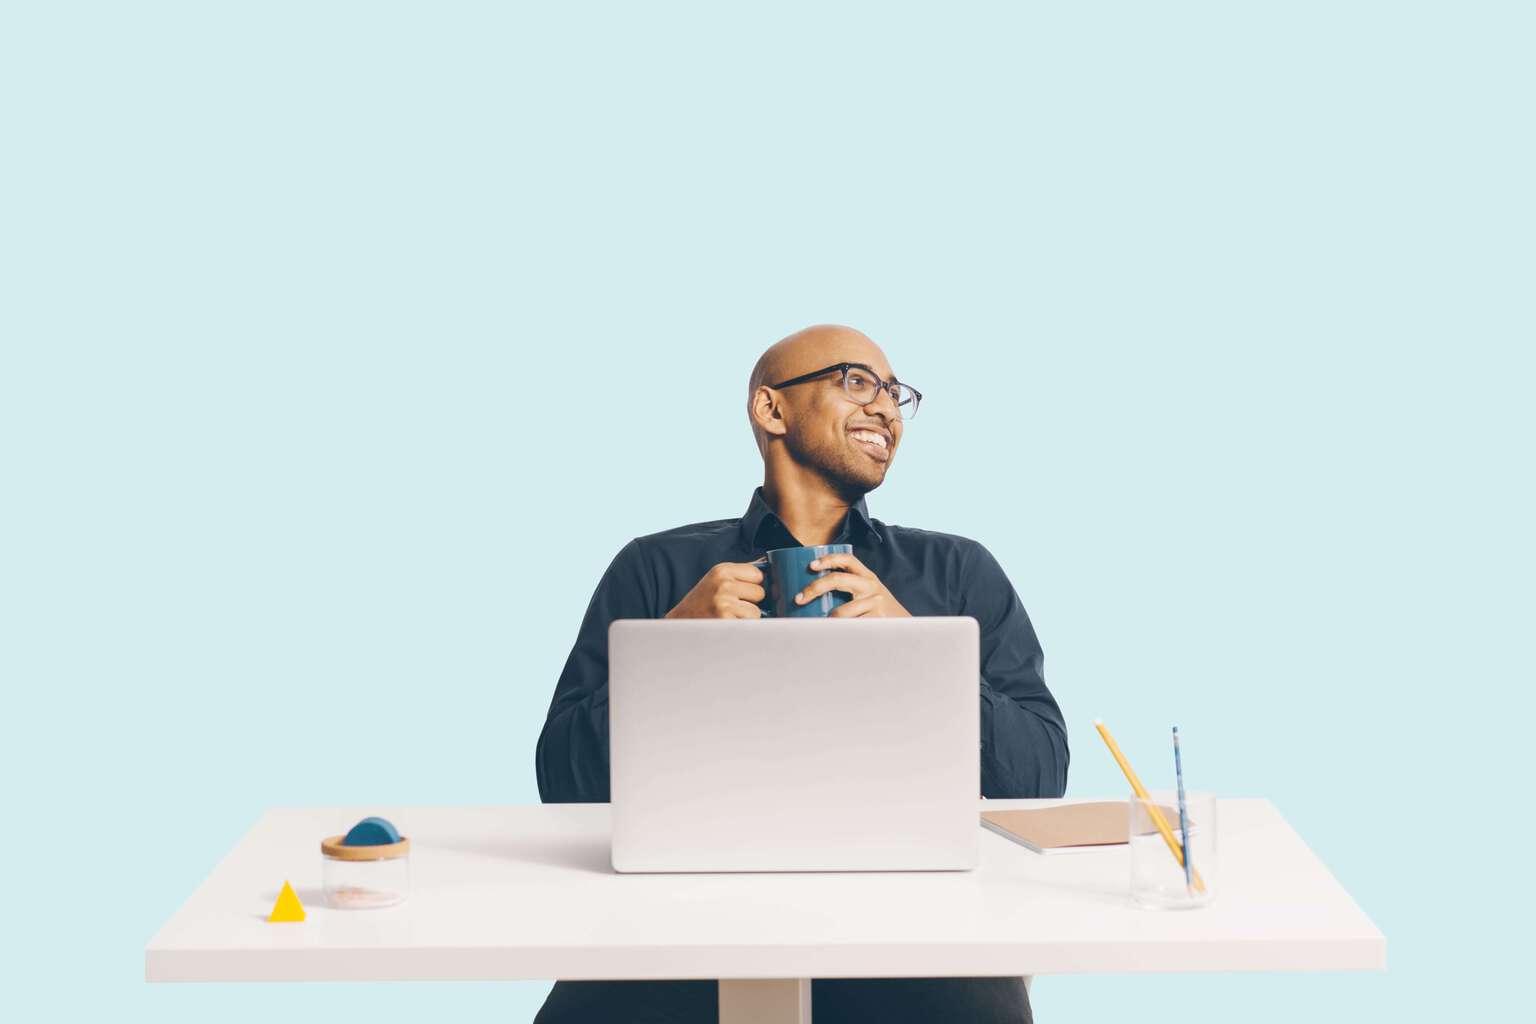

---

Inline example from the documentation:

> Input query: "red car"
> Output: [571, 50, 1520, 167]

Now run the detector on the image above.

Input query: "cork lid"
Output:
[321, 834, 411, 861]
[321, 816, 410, 860]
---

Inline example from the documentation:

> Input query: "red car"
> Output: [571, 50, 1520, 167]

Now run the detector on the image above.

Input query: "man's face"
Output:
[781, 359, 905, 495]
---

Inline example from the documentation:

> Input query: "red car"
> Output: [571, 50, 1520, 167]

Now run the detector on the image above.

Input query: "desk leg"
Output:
[718, 978, 812, 1024]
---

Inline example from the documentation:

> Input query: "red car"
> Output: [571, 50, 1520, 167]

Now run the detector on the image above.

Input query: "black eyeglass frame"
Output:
[767, 362, 923, 419]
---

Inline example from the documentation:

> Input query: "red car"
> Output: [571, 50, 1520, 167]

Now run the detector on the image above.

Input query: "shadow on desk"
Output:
[431, 834, 615, 875]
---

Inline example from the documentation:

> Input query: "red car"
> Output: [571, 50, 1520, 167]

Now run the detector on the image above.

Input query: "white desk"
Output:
[146, 799, 1384, 1023]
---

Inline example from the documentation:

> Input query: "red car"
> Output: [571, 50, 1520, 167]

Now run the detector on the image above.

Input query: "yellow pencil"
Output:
[1094, 718, 1207, 893]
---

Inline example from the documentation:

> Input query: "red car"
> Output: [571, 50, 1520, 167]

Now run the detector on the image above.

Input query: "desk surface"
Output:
[145, 799, 1384, 982]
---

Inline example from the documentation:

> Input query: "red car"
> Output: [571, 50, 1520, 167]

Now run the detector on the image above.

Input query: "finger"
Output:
[713, 593, 762, 618]
[829, 595, 881, 618]
[725, 580, 767, 604]
[715, 561, 765, 584]
[807, 553, 874, 578]
[795, 571, 871, 605]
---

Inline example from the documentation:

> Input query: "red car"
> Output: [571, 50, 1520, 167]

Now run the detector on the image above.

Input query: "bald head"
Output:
[743, 322, 897, 478]
[747, 324, 887, 400]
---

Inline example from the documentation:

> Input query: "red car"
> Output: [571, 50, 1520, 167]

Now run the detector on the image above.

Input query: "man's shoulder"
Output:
[876, 519, 987, 555]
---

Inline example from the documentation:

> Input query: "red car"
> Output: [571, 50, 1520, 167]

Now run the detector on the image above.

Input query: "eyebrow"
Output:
[849, 362, 901, 383]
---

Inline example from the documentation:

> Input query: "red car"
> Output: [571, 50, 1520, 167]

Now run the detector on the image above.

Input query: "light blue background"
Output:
[2, 2, 1530, 1021]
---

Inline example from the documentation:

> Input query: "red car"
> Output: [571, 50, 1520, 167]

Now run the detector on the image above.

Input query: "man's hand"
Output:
[797, 553, 912, 618]
[664, 561, 767, 619]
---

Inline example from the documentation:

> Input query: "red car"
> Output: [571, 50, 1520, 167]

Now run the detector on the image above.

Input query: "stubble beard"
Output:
[784, 425, 888, 500]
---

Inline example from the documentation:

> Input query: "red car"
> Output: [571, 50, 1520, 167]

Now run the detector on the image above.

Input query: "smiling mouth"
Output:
[849, 428, 890, 462]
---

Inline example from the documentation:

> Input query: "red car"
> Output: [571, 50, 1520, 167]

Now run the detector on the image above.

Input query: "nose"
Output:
[864, 384, 901, 422]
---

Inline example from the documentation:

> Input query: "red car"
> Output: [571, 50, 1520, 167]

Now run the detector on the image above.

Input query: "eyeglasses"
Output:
[768, 362, 922, 419]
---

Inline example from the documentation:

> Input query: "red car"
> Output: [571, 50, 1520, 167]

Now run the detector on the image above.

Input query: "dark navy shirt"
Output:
[536, 487, 1069, 803]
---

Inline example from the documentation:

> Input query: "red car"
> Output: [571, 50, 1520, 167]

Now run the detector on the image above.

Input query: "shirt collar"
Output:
[738, 486, 883, 550]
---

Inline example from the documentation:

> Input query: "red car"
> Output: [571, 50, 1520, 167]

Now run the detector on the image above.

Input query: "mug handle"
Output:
[751, 556, 772, 618]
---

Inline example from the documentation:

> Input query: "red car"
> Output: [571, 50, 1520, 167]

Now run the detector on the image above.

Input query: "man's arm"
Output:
[535, 539, 654, 803]
[961, 541, 1070, 798]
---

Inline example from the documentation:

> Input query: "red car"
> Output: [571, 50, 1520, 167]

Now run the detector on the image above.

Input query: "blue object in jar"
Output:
[342, 816, 402, 846]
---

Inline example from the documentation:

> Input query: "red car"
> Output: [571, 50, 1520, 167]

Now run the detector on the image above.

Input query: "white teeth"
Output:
[851, 430, 887, 449]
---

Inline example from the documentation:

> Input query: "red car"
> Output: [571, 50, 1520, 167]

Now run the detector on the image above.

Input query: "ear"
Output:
[750, 385, 789, 441]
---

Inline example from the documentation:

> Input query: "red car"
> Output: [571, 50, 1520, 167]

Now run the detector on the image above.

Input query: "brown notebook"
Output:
[981, 801, 1180, 855]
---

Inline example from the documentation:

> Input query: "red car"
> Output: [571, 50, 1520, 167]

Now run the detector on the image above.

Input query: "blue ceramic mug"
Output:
[757, 544, 853, 618]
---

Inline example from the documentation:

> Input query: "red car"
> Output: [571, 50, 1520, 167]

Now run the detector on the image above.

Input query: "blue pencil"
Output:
[1173, 726, 1192, 891]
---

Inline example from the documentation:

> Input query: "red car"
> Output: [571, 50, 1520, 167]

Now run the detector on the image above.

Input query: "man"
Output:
[534, 325, 1069, 1024]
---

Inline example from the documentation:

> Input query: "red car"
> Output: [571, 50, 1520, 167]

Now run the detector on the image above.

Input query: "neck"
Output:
[761, 472, 862, 547]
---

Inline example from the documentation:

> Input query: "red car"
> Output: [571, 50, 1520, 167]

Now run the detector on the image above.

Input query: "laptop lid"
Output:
[609, 617, 979, 873]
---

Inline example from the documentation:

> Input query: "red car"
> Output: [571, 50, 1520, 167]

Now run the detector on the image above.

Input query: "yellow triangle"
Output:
[267, 880, 306, 923]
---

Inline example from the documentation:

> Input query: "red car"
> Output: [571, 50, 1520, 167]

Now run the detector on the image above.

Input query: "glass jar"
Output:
[321, 833, 411, 909]
[1128, 790, 1216, 910]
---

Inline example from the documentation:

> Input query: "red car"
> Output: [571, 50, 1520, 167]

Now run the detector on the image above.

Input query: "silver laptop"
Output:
[609, 617, 979, 873]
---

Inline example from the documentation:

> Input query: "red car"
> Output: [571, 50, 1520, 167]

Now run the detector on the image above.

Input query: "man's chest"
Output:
[651, 544, 958, 618]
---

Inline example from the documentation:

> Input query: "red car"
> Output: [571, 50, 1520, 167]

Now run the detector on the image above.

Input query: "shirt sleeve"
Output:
[960, 540, 1070, 798]
[535, 538, 654, 803]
